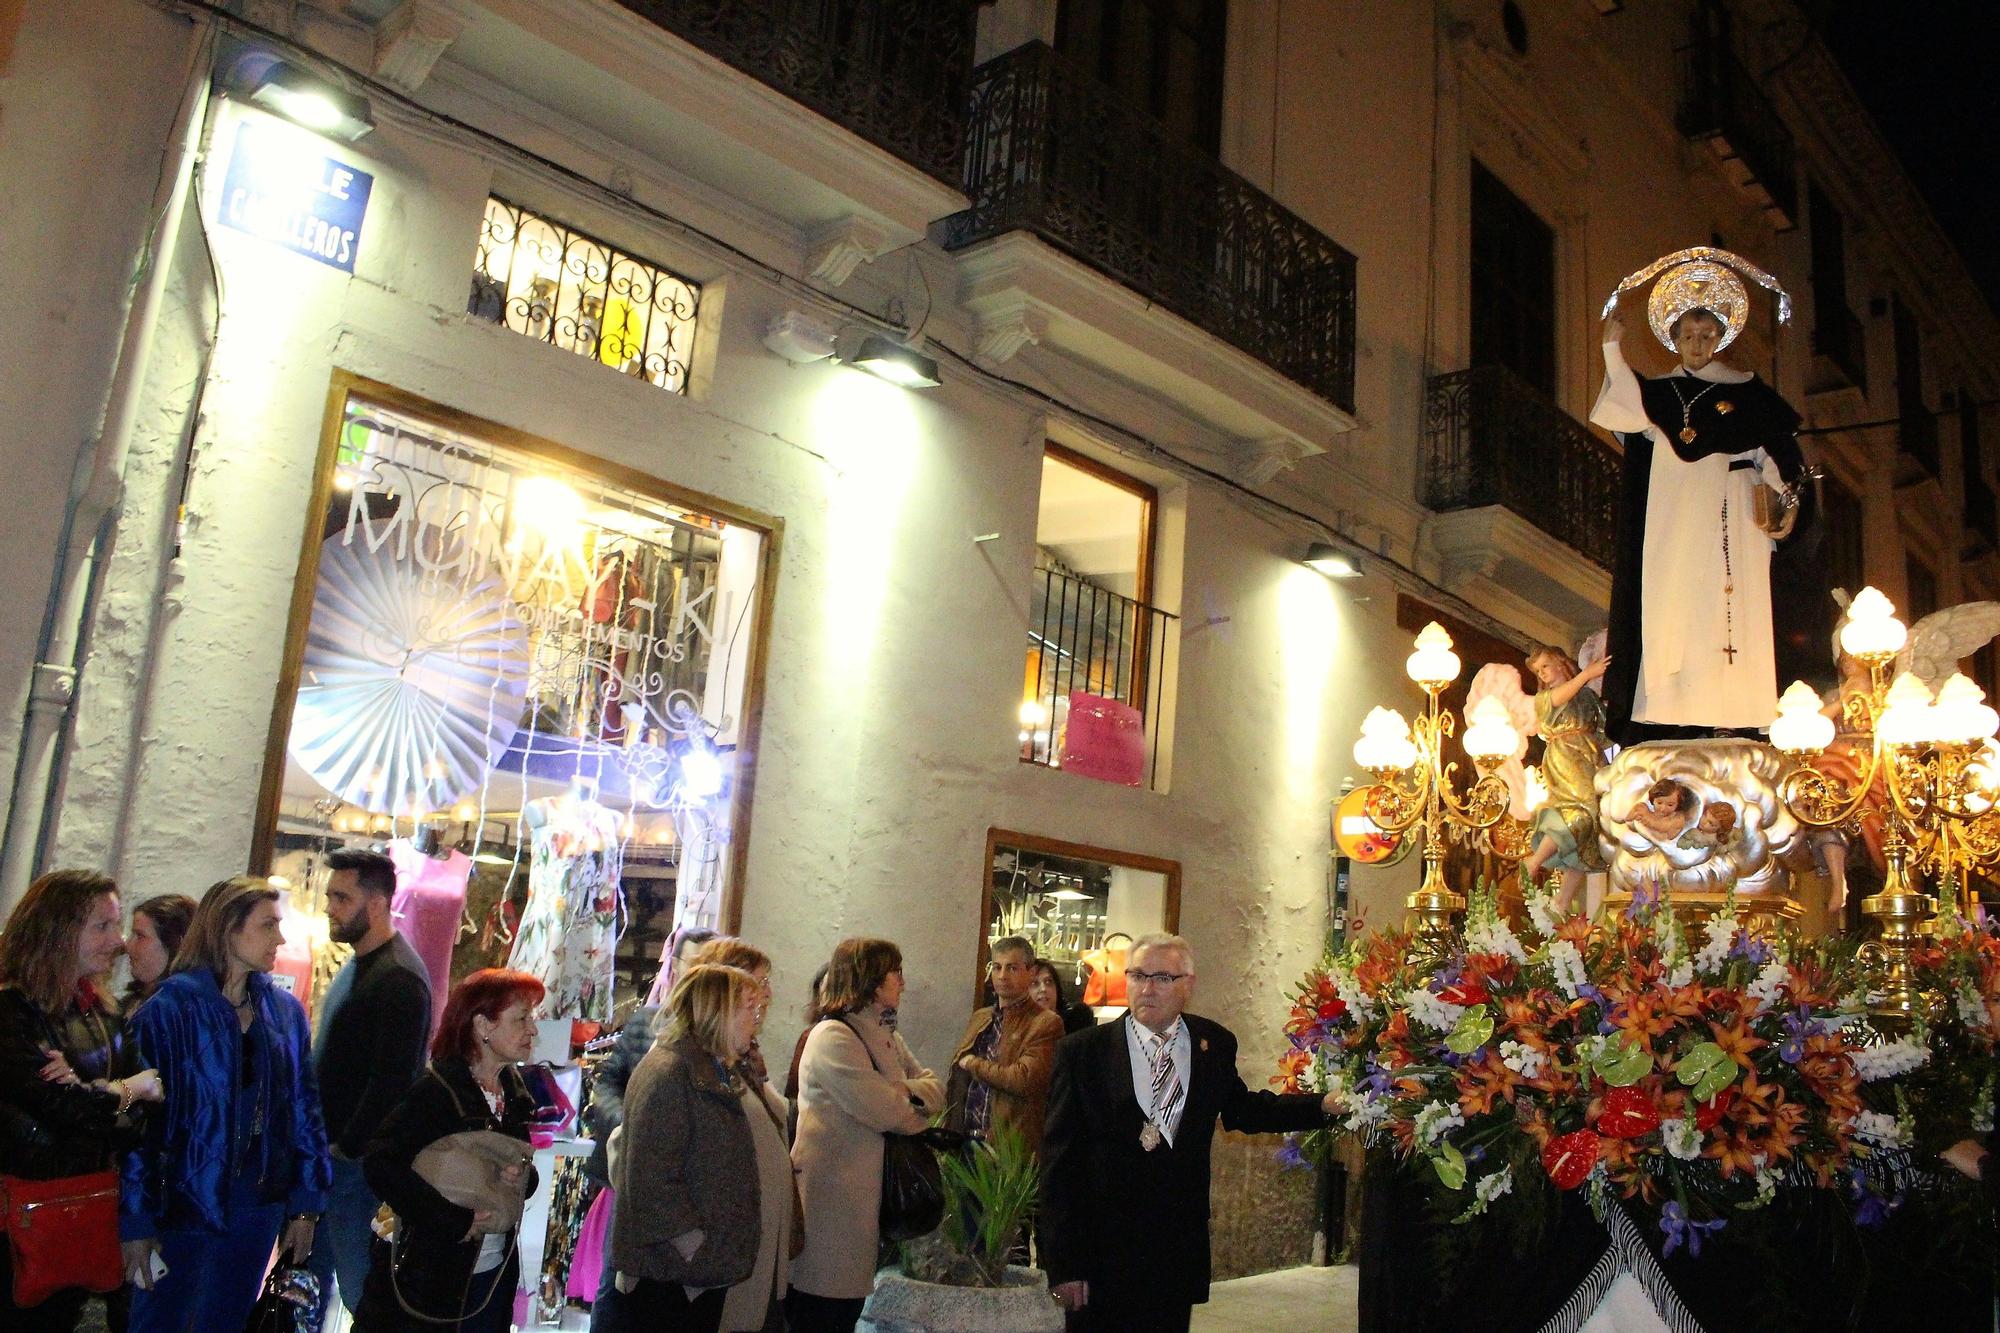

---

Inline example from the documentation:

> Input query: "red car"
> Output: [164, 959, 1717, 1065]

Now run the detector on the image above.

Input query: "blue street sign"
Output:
[218, 119, 373, 272]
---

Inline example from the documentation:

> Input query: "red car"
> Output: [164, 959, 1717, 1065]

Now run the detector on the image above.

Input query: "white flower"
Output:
[1465, 915, 1527, 963]
[1499, 1040, 1545, 1079]
[1661, 1117, 1703, 1161]
[1330, 964, 1375, 1023]
[1475, 1166, 1514, 1205]
[1745, 960, 1791, 1016]
[1850, 1037, 1930, 1082]
[1343, 1096, 1389, 1138]
[1974, 1076, 1995, 1136]
[1301, 1059, 1329, 1094]
[1851, 1111, 1904, 1147]
[1403, 987, 1466, 1034]
[1667, 958, 1695, 989]
[1525, 891, 1561, 940]
[1694, 914, 1736, 978]
[1413, 1099, 1464, 1148]
[1956, 983, 1990, 1033]
[1548, 940, 1588, 1000]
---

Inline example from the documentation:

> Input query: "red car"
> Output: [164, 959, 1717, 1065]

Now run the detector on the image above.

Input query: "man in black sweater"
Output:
[305, 847, 433, 1324]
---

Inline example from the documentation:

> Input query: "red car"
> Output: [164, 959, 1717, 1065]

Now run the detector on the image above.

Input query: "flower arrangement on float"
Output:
[1275, 885, 2000, 1256]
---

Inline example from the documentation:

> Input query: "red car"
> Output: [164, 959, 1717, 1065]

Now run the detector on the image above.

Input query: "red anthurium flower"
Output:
[1317, 998, 1348, 1022]
[1694, 1087, 1735, 1131]
[1542, 1130, 1598, 1190]
[1597, 1087, 1661, 1140]
[1440, 980, 1489, 1007]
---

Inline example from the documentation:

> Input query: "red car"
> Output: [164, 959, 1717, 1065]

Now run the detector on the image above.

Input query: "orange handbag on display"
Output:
[0, 1169, 123, 1307]
[1080, 944, 1130, 1007]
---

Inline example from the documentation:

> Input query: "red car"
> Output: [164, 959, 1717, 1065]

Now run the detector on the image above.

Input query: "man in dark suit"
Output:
[1040, 932, 1342, 1332]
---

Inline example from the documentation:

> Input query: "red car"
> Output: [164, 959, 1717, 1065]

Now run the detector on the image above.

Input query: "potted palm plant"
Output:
[859, 1123, 1064, 1332]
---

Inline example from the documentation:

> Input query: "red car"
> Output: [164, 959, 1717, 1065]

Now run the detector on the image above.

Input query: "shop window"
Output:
[258, 384, 772, 1029]
[981, 829, 1180, 1014]
[1021, 445, 1176, 789]
[469, 196, 702, 395]
[1470, 160, 1557, 400]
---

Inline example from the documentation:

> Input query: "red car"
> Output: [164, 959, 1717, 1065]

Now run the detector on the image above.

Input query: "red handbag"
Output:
[0, 1169, 123, 1306]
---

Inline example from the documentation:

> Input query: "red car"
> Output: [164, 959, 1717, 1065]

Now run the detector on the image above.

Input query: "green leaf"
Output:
[1432, 1139, 1467, 1191]
[1445, 1005, 1495, 1055]
[1593, 1035, 1652, 1087]
[1677, 1041, 1739, 1103]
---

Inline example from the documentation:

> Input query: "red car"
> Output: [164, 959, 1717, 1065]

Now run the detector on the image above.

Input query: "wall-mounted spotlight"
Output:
[1304, 541, 1363, 578]
[245, 61, 375, 142]
[761, 311, 940, 387]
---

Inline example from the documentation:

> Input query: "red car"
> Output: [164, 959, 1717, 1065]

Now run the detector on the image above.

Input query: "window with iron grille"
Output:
[469, 196, 702, 395]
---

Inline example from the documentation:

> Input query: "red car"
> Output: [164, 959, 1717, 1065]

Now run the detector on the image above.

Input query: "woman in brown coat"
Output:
[606, 963, 768, 1333]
[785, 939, 943, 1333]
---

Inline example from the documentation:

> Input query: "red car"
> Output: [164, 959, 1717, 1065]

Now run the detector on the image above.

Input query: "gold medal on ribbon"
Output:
[1140, 1121, 1163, 1151]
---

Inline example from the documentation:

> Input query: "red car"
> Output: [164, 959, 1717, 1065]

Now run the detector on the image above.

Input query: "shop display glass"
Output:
[980, 829, 1179, 1013]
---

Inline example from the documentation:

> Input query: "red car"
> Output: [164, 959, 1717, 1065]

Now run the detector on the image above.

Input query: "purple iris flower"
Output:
[1777, 1006, 1824, 1065]
[1360, 1060, 1394, 1097]
[1847, 1170, 1903, 1229]
[1275, 1135, 1309, 1170]
[1659, 1201, 1726, 1258]
[1729, 934, 1774, 966]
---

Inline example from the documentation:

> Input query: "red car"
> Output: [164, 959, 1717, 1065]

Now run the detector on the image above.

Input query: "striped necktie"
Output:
[1148, 1024, 1183, 1139]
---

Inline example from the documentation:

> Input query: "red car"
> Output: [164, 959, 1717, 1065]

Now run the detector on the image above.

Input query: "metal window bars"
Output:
[469, 197, 701, 395]
[1020, 563, 1176, 790]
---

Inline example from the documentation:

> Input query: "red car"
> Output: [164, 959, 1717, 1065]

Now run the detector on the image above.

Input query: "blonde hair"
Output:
[662, 963, 759, 1059]
[690, 936, 772, 977]
[171, 875, 280, 979]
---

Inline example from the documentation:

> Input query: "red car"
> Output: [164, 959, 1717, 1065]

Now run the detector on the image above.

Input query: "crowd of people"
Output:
[0, 860, 1340, 1333]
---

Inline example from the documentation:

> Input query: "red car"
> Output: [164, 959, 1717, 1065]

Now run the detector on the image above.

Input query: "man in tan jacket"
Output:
[948, 935, 1064, 1154]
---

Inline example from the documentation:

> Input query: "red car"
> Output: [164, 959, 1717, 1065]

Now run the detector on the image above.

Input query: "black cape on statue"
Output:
[1601, 372, 1811, 746]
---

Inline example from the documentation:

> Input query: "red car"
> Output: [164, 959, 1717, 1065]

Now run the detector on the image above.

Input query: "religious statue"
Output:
[1597, 740, 1807, 907]
[1515, 643, 1613, 914]
[1590, 248, 1815, 745]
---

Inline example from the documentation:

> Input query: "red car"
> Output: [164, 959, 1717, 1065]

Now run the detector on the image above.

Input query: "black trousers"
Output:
[783, 1287, 866, 1333]
[0, 1243, 104, 1333]
[1078, 1290, 1193, 1333]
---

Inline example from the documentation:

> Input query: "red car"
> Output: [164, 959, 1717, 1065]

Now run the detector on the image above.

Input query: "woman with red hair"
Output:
[355, 969, 544, 1331]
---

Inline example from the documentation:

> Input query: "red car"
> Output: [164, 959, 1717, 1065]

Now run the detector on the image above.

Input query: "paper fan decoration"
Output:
[290, 535, 529, 814]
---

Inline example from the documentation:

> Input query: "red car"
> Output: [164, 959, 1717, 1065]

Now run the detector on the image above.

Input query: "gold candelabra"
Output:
[1352, 623, 1518, 947]
[1770, 587, 2000, 1025]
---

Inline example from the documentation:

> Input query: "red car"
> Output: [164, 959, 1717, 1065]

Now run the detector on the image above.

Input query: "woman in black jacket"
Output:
[0, 870, 163, 1330]
[356, 969, 544, 1332]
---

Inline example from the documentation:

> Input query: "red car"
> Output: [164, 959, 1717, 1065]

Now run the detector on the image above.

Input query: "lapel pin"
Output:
[1199, 1038, 1210, 1053]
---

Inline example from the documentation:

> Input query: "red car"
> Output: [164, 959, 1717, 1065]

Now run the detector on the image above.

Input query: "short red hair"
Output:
[433, 968, 545, 1063]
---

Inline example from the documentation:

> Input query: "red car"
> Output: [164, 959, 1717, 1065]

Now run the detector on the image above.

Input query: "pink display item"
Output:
[566, 1185, 613, 1302]
[272, 900, 318, 1023]
[387, 840, 472, 1037]
[1058, 691, 1147, 787]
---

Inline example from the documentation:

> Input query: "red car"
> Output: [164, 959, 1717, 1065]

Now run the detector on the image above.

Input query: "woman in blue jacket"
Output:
[119, 875, 332, 1332]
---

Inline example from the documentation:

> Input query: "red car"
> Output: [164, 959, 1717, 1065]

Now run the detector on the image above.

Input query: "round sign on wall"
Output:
[1333, 786, 1406, 864]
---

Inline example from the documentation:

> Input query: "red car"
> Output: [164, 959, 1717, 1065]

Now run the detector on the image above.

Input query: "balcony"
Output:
[613, 0, 977, 187]
[938, 41, 1359, 471]
[1419, 367, 1620, 639]
[1809, 299, 1867, 396]
[1966, 477, 1998, 557]
[1898, 410, 1941, 485]
[1677, 37, 1798, 229]
[1020, 564, 1177, 792]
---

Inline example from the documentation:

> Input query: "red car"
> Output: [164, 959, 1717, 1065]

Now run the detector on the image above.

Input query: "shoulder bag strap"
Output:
[834, 1017, 886, 1075]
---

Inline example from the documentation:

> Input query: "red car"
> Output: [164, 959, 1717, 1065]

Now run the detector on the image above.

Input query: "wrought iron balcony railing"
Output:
[614, 0, 979, 186]
[1966, 477, 1998, 555]
[1021, 564, 1177, 791]
[1811, 300, 1867, 393]
[940, 41, 1357, 414]
[1422, 366, 1622, 572]
[1900, 410, 1941, 481]
[1676, 37, 1798, 225]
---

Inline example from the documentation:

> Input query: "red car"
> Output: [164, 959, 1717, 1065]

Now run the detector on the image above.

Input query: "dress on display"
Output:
[507, 792, 624, 1023]
[388, 840, 472, 1036]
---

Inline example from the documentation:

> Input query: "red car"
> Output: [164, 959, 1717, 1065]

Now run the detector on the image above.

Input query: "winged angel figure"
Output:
[1466, 637, 1614, 912]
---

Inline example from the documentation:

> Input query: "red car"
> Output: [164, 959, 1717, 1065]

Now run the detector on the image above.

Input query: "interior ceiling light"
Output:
[1304, 541, 1363, 579]
[247, 61, 375, 142]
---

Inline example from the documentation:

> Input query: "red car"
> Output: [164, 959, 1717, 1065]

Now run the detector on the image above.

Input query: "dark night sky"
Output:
[1818, 6, 2000, 320]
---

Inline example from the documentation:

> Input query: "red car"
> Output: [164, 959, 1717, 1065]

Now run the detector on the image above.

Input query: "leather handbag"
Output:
[835, 1020, 966, 1243]
[0, 1169, 122, 1307]
[412, 1129, 534, 1233]
[243, 1264, 320, 1333]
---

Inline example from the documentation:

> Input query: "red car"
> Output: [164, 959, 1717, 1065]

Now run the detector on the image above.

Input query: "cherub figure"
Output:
[1629, 779, 1697, 843]
[1517, 643, 1613, 914]
[1677, 800, 1737, 852]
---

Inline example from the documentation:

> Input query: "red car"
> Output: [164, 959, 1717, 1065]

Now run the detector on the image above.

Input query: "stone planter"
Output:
[858, 1264, 1066, 1333]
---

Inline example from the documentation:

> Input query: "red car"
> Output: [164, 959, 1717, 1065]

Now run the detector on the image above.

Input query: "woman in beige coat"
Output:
[784, 938, 943, 1333]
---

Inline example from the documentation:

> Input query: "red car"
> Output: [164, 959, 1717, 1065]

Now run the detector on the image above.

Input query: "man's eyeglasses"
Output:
[1124, 968, 1189, 987]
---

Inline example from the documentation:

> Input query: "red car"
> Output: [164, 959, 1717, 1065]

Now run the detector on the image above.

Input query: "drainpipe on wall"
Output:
[0, 37, 215, 919]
